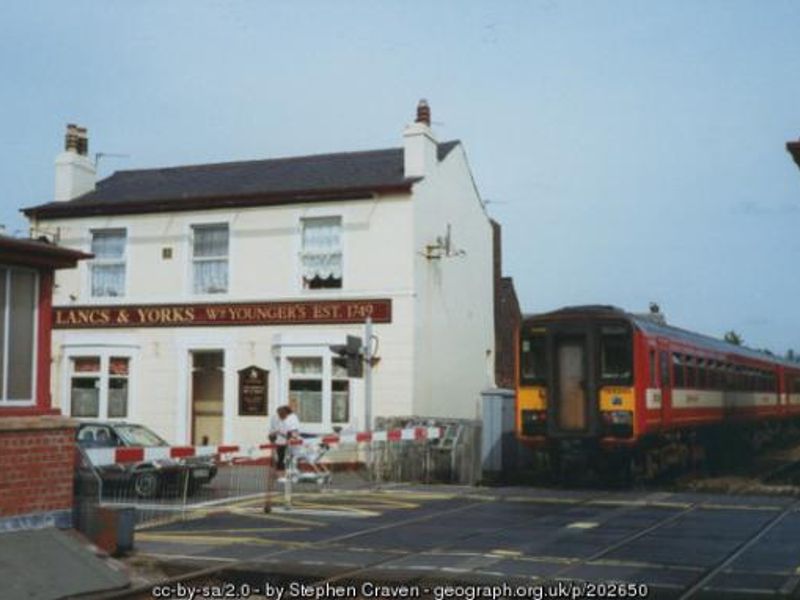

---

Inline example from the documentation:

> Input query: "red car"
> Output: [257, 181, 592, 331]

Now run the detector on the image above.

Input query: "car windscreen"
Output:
[114, 425, 168, 447]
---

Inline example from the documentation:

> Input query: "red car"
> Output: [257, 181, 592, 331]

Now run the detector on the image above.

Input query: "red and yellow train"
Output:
[516, 305, 800, 477]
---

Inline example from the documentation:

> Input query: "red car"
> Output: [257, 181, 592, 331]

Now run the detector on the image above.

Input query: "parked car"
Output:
[75, 421, 218, 499]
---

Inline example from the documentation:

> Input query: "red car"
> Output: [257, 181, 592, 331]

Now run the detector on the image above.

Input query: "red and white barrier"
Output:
[84, 426, 443, 467]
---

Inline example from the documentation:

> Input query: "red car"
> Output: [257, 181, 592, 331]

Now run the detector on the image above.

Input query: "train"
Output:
[516, 305, 800, 479]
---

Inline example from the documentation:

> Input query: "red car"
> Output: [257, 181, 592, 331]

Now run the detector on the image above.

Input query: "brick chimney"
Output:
[403, 99, 437, 178]
[54, 124, 96, 201]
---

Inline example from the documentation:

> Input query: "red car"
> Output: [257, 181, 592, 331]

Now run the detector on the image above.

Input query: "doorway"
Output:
[190, 350, 224, 446]
[556, 338, 587, 431]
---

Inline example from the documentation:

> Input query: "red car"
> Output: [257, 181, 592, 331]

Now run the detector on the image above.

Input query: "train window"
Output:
[520, 333, 547, 385]
[708, 361, 718, 389]
[672, 354, 685, 388]
[697, 359, 707, 389]
[600, 326, 632, 383]
[735, 366, 744, 391]
[686, 356, 697, 389]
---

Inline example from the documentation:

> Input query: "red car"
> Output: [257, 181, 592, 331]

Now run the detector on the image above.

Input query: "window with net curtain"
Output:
[91, 229, 126, 297]
[192, 224, 229, 294]
[301, 217, 342, 289]
[288, 357, 323, 423]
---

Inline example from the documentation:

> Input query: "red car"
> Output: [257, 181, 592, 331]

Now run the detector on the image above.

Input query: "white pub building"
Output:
[24, 103, 501, 447]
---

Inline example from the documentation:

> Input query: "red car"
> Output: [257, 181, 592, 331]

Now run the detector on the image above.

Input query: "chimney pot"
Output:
[76, 126, 88, 156]
[64, 124, 80, 153]
[415, 99, 431, 126]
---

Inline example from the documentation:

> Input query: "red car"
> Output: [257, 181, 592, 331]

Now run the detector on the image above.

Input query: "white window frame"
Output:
[0, 267, 39, 406]
[277, 344, 355, 435]
[190, 222, 230, 295]
[89, 228, 127, 299]
[299, 216, 343, 292]
[62, 348, 136, 421]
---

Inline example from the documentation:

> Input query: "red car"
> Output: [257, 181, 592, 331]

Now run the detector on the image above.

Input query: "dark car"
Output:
[76, 422, 218, 499]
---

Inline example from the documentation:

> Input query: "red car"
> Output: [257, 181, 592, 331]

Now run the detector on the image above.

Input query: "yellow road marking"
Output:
[140, 526, 310, 536]
[289, 500, 380, 517]
[229, 507, 327, 527]
[137, 532, 308, 548]
[701, 504, 781, 512]
[590, 558, 704, 571]
[507, 496, 581, 504]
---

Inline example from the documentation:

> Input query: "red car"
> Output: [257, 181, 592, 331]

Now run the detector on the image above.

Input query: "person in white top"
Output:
[268, 405, 300, 472]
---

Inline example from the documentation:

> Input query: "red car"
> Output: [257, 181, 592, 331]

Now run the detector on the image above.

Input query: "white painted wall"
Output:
[34, 137, 496, 442]
[411, 143, 496, 419]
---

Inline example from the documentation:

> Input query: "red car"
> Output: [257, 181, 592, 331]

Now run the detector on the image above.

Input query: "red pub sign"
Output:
[53, 298, 392, 329]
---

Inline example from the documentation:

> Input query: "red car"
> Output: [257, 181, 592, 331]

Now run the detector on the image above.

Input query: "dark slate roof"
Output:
[24, 141, 460, 219]
[527, 305, 796, 368]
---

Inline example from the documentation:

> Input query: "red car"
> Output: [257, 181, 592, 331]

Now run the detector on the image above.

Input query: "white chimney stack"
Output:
[54, 124, 96, 201]
[403, 99, 437, 179]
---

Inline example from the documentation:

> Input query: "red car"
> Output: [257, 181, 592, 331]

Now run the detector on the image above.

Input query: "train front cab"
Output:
[517, 313, 639, 455]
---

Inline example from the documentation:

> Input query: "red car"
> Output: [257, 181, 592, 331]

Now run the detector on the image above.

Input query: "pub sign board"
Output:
[238, 366, 268, 416]
[53, 298, 392, 329]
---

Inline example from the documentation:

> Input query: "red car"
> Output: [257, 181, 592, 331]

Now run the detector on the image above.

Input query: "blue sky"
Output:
[2, 1, 800, 352]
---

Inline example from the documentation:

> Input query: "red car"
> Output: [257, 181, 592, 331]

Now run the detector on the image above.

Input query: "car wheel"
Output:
[133, 471, 159, 499]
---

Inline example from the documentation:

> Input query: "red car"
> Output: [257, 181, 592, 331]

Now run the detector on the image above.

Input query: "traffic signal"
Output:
[330, 335, 363, 378]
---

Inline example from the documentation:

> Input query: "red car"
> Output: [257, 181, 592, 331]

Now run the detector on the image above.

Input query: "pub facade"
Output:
[23, 104, 500, 447]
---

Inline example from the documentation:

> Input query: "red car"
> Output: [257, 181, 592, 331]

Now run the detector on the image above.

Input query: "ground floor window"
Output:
[69, 355, 130, 419]
[287, 355, 351, 429]
[0, 268, 38, 405]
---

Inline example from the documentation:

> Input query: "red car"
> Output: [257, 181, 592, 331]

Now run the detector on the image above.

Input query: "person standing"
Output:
[270, 405, 300, 471]
[264, 405, 301, 513]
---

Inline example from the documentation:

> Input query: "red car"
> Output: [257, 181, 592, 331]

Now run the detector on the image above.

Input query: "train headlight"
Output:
[521, 410, 547, 436]
[603, 410, 632, 425]
[601, 410, 633, 437]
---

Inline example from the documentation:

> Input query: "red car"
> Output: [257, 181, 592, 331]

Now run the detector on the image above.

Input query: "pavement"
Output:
[1, 528, 129, 600]
[127, 479, 800, 599]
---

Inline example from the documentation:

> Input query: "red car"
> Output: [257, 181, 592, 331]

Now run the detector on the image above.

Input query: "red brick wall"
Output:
[491, 220, 522, 389]
[0, 419, 75, 518]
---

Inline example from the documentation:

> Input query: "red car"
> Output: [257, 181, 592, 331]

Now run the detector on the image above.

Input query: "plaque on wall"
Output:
[238, 366, 268, 416]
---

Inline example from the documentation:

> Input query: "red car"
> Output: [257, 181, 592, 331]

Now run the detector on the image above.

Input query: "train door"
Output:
[658, 344, 672, 428]
[556, 336, 588, 431]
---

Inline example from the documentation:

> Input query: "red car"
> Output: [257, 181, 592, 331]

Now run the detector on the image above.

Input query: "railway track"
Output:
[93, 489, 616, 599]
[89, 482, 800, 600]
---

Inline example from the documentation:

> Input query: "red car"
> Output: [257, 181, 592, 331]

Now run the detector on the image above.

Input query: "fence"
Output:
[374, 417, 482, 485]
[74, 426, 446, 531]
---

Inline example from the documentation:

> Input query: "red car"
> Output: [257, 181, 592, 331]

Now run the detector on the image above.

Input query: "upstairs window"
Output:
[301, 217, 342, 289]
[192, 224, 229, 294]
[90, 229, 126, 297]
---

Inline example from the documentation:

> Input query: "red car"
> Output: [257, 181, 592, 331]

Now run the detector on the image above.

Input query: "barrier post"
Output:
[284, 448, 294, 510]
[264, 447, 275, 514]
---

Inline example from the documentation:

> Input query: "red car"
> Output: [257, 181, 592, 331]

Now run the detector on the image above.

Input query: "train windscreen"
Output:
[520, 330, 547, 385]
[599, 325, 632, 385]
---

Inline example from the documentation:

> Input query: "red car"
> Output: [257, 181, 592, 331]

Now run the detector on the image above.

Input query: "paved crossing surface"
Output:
[130, 485, 800, 599]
